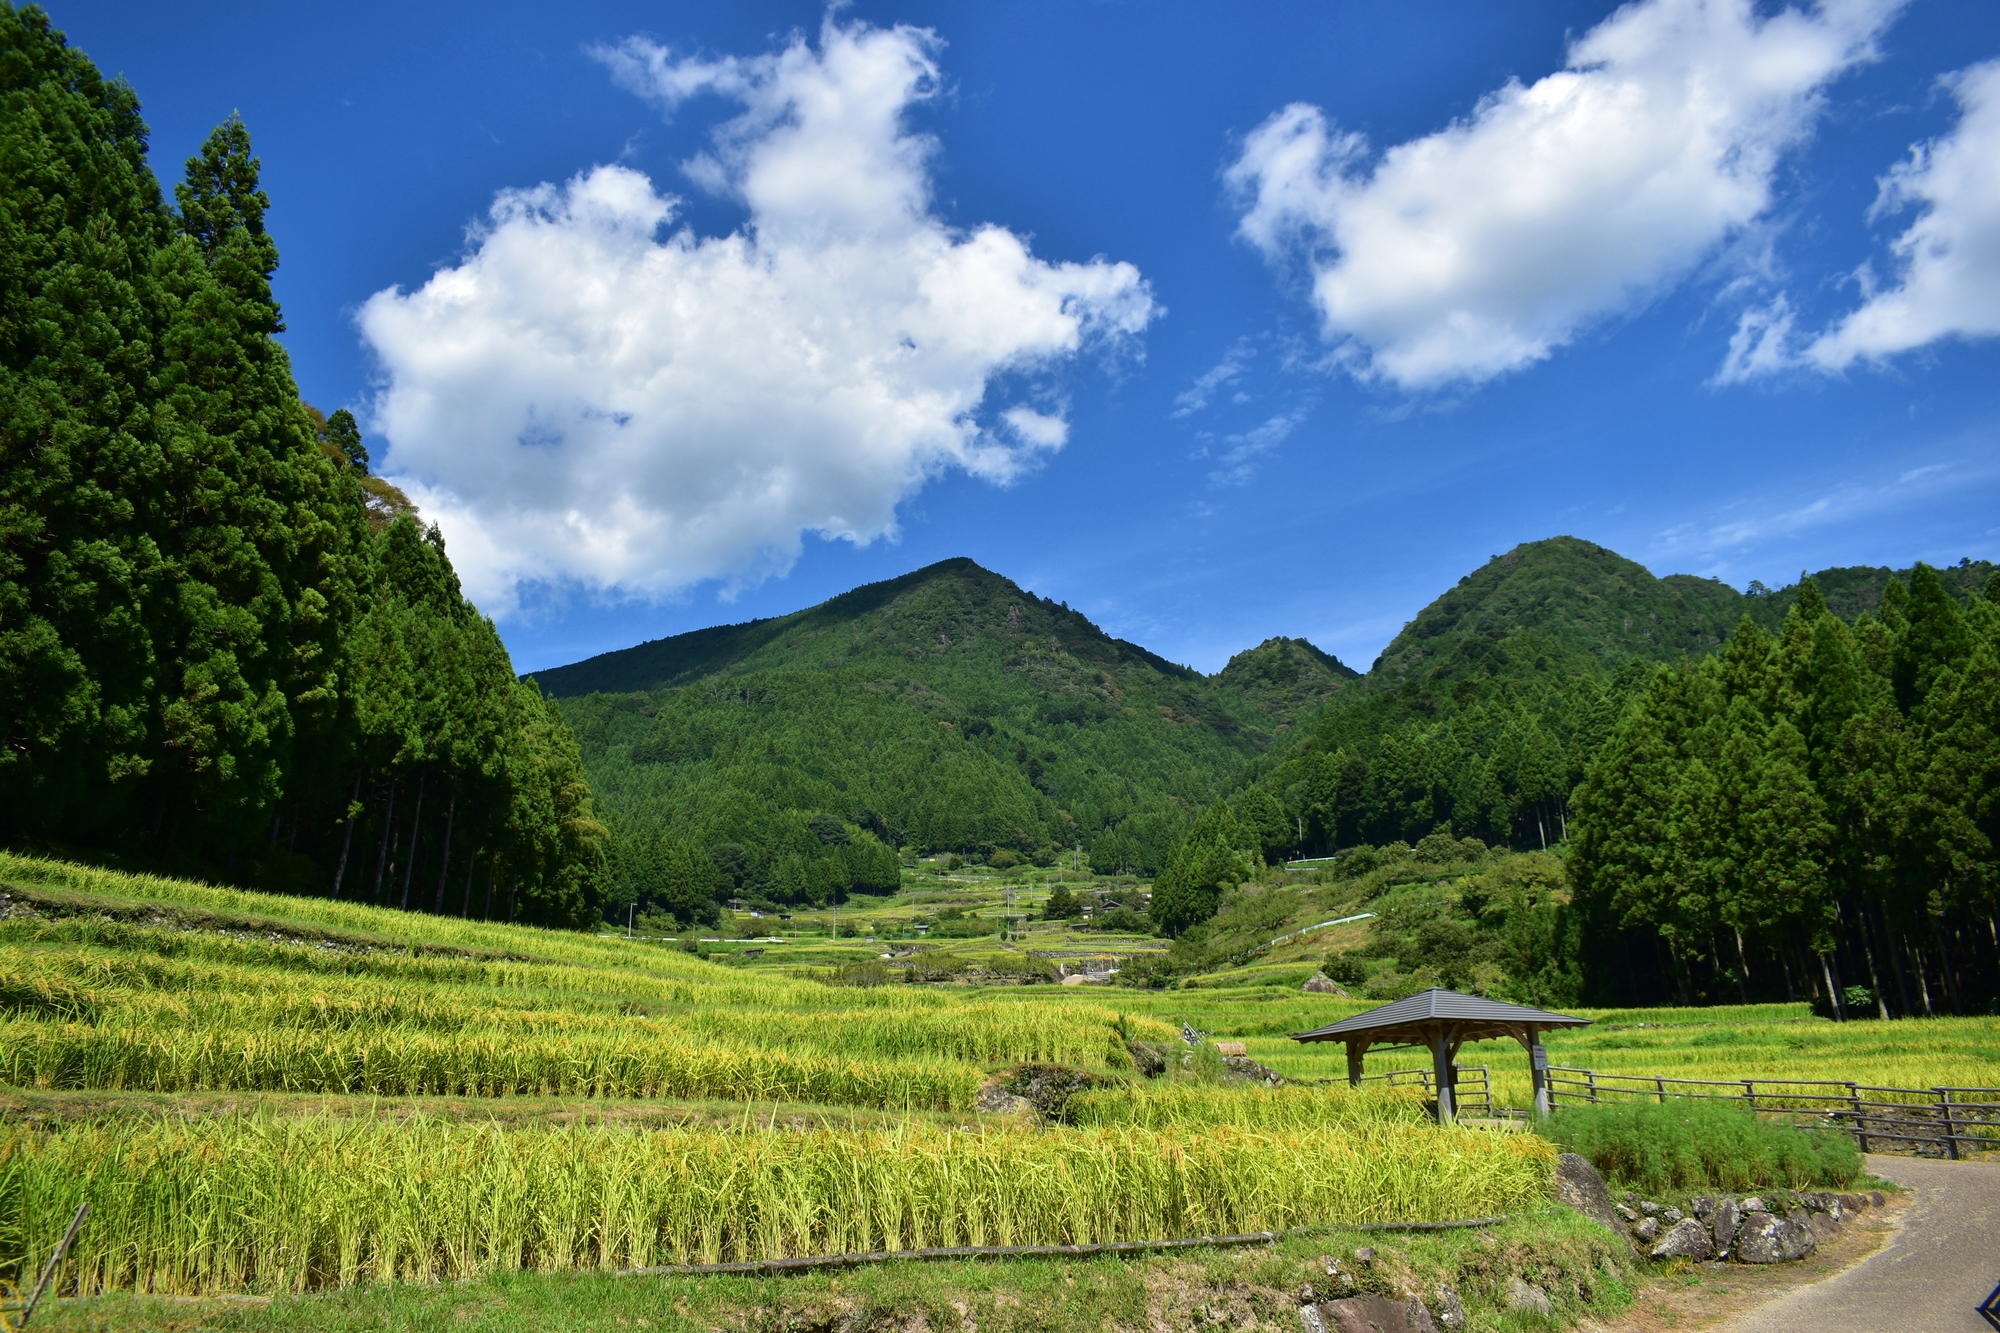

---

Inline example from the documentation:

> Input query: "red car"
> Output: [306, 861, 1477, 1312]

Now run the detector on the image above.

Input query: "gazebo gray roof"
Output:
[1293, 987, 1591, 1048]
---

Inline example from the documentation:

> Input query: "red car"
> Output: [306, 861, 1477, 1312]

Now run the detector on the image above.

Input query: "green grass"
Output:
[1546, 1100, 1864, 1194]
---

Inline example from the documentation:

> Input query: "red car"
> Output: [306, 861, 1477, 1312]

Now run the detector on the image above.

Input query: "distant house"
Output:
[726, 898, 748, 912]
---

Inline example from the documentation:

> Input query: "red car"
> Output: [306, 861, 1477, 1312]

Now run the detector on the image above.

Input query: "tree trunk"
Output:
[433, 787, 457, 914]
[484, 861, 498, 921]
[400, 771, 427, 911]
[1732, 928, 1752, 1004]
[1931, 916, 1963, 1014]
[330, 770, 363, 899]
[1857, 906, 1891, 1020]
[1819, 953, 1844, 1021]
[461, 848, 478, 918]
[1886, 920, 1914, 1018]
[1777, 945, 1796, 1001]
[507, 875, 519, 923]
[1912, 941, 1936, 1016]
[370, 775, 398, 903]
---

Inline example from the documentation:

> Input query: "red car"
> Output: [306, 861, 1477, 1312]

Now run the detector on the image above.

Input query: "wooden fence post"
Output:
[1587, 1070, 1598, 1104]
[1936, 1089, 1959, 1161]
[1655, 1076, 1667, 1105]
[1848, 1082, 1868, 1153]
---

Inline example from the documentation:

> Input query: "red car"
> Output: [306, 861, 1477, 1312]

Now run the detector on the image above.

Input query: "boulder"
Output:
[1741, 1196, 1766, 1214]
[1614, 1203, 1639, 1222]
[1505, 1278, 1554, 1317]
[1431, 1283, 1466, 1330]
[1307, 1295, 1438, 1333]
[1302, 971, 1348, 995]
[1650, 1218, 1714, 1261]
[1554, 1153, 1628, 1238]
[1663, 1206, 1685, 1223]
[1711, 1197, 1741, 1255]
[1639, 1200, 1662, 1216]
[1633, 1216, 1661, 1243]
[1691, 1195, 1715, 1221]
[1735, 1211, 1817, 1264]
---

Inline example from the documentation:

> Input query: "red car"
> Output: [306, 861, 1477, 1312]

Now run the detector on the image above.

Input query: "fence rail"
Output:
[1544, 1066, 2000, 1158]
[1353, 1065, 1495, 1118]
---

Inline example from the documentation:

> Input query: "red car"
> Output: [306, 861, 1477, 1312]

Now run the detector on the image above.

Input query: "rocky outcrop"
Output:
[1504, 1278, 1554, 1317]
[1301, 1294, 1438, 1333]
[1554, 1153, 1628, 1237]
[1302, 971, 1348, 995]
[1734, 1210, 1818, 1263]
[1649, 1218, 1713, 1260]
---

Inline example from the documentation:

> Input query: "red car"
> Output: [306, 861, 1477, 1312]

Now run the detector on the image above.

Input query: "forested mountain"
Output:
[547, 560, 1357, 919]
[0, 7, 604, 923]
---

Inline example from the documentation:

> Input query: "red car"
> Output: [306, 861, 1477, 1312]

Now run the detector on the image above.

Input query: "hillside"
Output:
[548, 560, 1323, 910]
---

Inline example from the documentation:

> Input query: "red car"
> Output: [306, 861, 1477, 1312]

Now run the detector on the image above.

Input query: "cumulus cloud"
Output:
[1225, 0, 1900, 390]
[1803, 60, 2000, 370]
[360, 18, 1154, 610]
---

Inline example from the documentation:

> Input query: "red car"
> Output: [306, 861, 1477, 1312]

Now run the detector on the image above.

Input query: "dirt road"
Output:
[1714, 1154, 2000, 1332]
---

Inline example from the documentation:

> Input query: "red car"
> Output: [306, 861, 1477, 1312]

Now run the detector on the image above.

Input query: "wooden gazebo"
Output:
[1291, 987, 1591, 1122]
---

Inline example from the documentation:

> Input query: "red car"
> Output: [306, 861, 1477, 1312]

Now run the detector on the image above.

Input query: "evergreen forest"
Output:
[0, 6, 606, 924]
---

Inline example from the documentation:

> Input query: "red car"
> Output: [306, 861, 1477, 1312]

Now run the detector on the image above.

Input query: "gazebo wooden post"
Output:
[1527, 1025, 1551, 1119]
[1429, 1026, 1455, 1124]
[1345, 1039, 1368, 1089]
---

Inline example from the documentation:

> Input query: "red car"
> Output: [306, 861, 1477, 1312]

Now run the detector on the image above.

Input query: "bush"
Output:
[1547, 1099, 1861, 1194]
[1092, 907, 1152, 933]
[1322, 949, 1371, 986]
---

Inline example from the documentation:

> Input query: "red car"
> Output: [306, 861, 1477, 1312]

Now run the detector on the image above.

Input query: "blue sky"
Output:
[59, 0, 2000, 674]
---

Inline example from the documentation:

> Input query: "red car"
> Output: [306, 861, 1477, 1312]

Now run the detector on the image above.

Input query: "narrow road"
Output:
[1715, 1155, 2000, 1332]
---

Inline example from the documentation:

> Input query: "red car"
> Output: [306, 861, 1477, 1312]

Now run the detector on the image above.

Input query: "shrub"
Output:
[1322, 950, 1371, 987]
[1547, 1099, 1861, 1194]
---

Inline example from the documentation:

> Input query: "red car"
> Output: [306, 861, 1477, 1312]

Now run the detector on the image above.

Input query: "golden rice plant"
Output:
[0, 1115, 1555, 1295]
[1066, 1083, 1433, 1131]
[0, 1016, 985, 1109]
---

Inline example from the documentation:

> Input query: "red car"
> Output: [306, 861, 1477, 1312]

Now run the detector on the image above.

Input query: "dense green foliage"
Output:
[0, 7, 603, 923]
[1549, 1099, 1861, 1192]
[1146, 542, 1997, 1011]
[1571, 566, 2000, 1014]
[552, 560, 1353, 921]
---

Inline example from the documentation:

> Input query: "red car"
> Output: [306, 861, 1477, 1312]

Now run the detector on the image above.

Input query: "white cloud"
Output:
[1209, 404, 1312, 487]
[1172, 341, 1255, 416]
[1225, 0, 1900, 390]
[1804, 60, 2000, 371]
[360, 18, 1154, 611]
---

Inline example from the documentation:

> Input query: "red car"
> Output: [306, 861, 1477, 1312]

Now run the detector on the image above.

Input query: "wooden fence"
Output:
[1355, 1065, 1495, 1118]
[1544, 1066, 2000, 1159]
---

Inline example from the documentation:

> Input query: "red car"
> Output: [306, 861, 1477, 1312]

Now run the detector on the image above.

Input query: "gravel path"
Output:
[1715, 1154, 2000, 1332]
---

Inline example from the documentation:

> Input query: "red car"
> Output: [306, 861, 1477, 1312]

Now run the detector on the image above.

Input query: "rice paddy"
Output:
[2, 847, 1992, 1322]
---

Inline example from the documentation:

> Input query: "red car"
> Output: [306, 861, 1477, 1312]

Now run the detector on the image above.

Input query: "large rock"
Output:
[1650, 1218, 1714, 1260]
[1302, 971, 1348, 995]
[1305, 1295, 1438, 1333]
[1734, 1211, 1818, 1263]
[1711, 1196, 1741, 1255]
[1505, 1278, 1554, 1317]
[1554, 1153, 1628, 1238]
[1633, 1216, 1661, 1243]
[1431, 1284, 1466, 1330]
